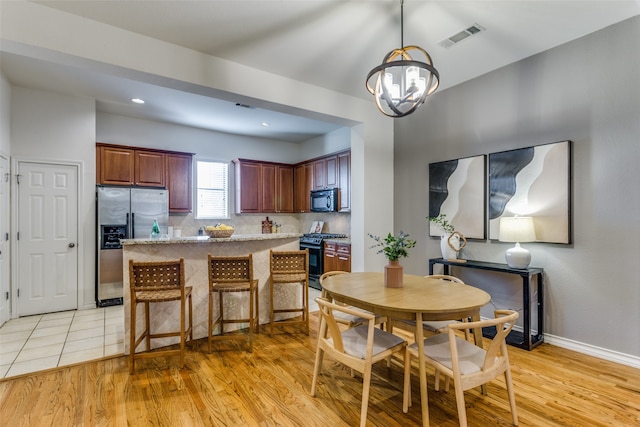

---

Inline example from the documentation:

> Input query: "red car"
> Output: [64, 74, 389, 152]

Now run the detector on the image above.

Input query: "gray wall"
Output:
[394, 17, 640, 359]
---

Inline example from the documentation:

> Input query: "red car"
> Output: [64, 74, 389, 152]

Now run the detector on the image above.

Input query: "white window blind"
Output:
[196, 160, 229, 219]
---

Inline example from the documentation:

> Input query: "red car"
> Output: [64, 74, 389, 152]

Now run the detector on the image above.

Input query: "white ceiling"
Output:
[2, 0, 638, 142]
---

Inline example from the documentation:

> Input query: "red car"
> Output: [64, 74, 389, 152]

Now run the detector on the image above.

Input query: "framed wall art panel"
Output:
[488, 140, 572, 244]
[429, 155, 486, 239]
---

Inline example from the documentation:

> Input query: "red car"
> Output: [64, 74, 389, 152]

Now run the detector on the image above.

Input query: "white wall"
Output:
[0, 72, 10, 156]
[97, 112, 308, 164]
[11, 86, 97, 309]
[395, 17, 640, 363]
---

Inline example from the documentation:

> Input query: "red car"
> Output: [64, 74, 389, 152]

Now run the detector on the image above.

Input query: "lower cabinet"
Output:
[324, 241, 351, 273]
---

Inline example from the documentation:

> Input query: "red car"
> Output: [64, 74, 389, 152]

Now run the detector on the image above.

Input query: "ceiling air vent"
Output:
[438, 23, 485, 49]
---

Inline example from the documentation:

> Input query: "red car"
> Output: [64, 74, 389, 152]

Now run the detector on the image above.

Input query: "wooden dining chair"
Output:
[129, 258, 193, 374]
[268, 249, 309, 336]
[390, 275, 471, 341]
[311, 297, 407, 427]
[207, 254, 259, 353]
[319, 271, 387, 329]
[403, 310, 519, 427]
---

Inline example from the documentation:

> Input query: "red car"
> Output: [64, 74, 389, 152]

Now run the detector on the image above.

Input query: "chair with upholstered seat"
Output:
[403, 309, 519, 427]
[129, 258, 193, 374]
[207, 254, 259, 353]
[390, 275, 471, 341]
[311, 297, 407, 427]
[320, 271, 387, 329]
[269, 249, 309, 336]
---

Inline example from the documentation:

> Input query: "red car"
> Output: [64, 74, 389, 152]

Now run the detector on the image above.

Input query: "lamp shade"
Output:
[499, 216, 536, 269]
[499, 216, 536, 243]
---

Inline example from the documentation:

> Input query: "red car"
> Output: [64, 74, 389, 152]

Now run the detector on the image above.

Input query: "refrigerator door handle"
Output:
[131, 212, 135, 239]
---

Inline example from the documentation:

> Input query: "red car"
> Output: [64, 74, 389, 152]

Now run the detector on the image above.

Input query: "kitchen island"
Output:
[121, 233, 301, 354]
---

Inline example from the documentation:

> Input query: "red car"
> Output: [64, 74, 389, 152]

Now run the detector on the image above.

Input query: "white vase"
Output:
[440, 232, 467, 260]
[440, 234, 458, 260]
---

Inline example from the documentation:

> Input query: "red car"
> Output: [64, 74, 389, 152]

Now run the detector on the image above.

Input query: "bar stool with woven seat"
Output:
[269, 249, 309, 336]
[208, 254, 259, 353]
[129, 258, 193, 374]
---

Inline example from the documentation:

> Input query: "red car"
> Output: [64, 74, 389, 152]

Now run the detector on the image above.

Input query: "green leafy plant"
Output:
[368, 230, 416, 261]
[428, 214, 455, 234]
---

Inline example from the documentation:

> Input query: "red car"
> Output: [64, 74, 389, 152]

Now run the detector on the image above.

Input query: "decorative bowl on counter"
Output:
[205, 225, 234, 238]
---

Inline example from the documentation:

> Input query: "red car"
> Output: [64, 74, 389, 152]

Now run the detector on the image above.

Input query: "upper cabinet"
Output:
[166, 153, 193, 213]
[294, 163, 313, 212]
[294, 149, 350, 213]
[234, 159, 294, 214]
[96, 143, 194, 212]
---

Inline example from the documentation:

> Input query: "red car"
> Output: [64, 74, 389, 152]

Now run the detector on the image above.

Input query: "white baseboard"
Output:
[544, 333, 640, 369]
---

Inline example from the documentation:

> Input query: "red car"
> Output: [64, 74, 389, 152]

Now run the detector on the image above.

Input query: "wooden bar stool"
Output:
[129, 258, 193, 374]
[207, 254, 259, 353]
[268, 249, 309, 336]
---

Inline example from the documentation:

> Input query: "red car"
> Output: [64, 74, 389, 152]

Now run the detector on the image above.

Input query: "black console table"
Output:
[429, 258, 544, 351]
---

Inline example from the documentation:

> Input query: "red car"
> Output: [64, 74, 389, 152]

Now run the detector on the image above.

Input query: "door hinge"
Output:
[17, 289, 19, 298]
[4, 173, 8, 183]
[16, 232, 19, 240]
[4, 292, 8, 301]
[4, 233, 7, 241]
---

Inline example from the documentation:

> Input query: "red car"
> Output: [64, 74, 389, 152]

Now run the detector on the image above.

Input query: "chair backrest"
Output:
[315, 297, 376, 357]
[319, 270, 347, 285]
[129, 258, 185, 292]
[208, 254, 253, 289]
[270, 250, 308, 275]
[425, 274, 464, 284]
[448, 309, 518, 372]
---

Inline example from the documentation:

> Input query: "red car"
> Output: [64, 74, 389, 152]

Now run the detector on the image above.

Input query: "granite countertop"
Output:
[121, 233, 302, 245]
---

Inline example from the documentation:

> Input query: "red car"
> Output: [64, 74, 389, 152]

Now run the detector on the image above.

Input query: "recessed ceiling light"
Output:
[131, 98, 145, 104]
[261, 122, 270, 127]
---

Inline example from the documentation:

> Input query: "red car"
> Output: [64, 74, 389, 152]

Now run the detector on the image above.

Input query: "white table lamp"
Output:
[499, 216, 536, 269]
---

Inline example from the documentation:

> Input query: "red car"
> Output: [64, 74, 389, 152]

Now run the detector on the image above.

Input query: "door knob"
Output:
[68, 243, 76, 248]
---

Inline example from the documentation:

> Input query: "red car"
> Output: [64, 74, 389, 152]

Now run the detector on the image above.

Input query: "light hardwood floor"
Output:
[0, 313, 638, 426]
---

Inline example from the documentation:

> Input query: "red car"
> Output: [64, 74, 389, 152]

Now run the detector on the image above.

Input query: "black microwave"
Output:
[310, 188, 339, 212]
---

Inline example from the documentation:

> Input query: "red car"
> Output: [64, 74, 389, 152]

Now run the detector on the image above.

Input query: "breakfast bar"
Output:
[121, 233, 301, 354]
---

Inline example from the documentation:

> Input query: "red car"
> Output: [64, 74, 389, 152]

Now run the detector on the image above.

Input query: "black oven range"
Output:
[299, 233, 347, 290]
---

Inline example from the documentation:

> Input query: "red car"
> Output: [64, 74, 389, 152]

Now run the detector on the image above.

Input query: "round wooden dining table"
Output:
[321, 272, 491, 427]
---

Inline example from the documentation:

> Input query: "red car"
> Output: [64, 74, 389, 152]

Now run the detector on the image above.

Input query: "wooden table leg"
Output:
[415, 312, 429, 426]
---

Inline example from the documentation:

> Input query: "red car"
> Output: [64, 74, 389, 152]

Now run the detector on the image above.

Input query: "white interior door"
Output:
[17, 161, 78, 316]
[0, 156, 9, 324]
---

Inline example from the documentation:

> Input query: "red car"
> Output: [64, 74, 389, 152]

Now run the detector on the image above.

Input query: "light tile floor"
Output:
[0, 305, 124, 379]
[0, 288, 321, 379]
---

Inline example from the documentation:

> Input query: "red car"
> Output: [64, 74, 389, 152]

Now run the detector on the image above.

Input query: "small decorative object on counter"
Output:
[272, 222, 281, 233]
[198, 227, 205, 236]
[151, 219, 160, 238]
[262, 217, 273, 234]
[428, 214, 467, 261]
[205, 223, 234, 238]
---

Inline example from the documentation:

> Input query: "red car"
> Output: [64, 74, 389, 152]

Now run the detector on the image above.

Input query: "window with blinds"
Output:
[196, 160, 229, 219]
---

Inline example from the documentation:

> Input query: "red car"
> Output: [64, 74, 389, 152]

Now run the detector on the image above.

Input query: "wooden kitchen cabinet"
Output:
[97, 144, 165, 187]
[234, 159, 293, 213]
[276, 165, 294, 212]
[337, 151, 350, 212]
[294, 163, 313, 212]
[324, 241, 351, 273]
[312, 156, 337, 190]
[166, 153, 193, 212]
[134, 150, 165, 187]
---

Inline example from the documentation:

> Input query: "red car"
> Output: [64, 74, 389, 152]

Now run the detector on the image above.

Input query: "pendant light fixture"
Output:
[366, 0, 440, 118]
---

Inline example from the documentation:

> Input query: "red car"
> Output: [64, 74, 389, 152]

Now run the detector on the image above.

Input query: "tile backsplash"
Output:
[169, 212, 350, 237]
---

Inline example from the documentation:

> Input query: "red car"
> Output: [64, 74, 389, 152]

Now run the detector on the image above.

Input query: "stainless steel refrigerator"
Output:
[96, 186, 169, 307]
